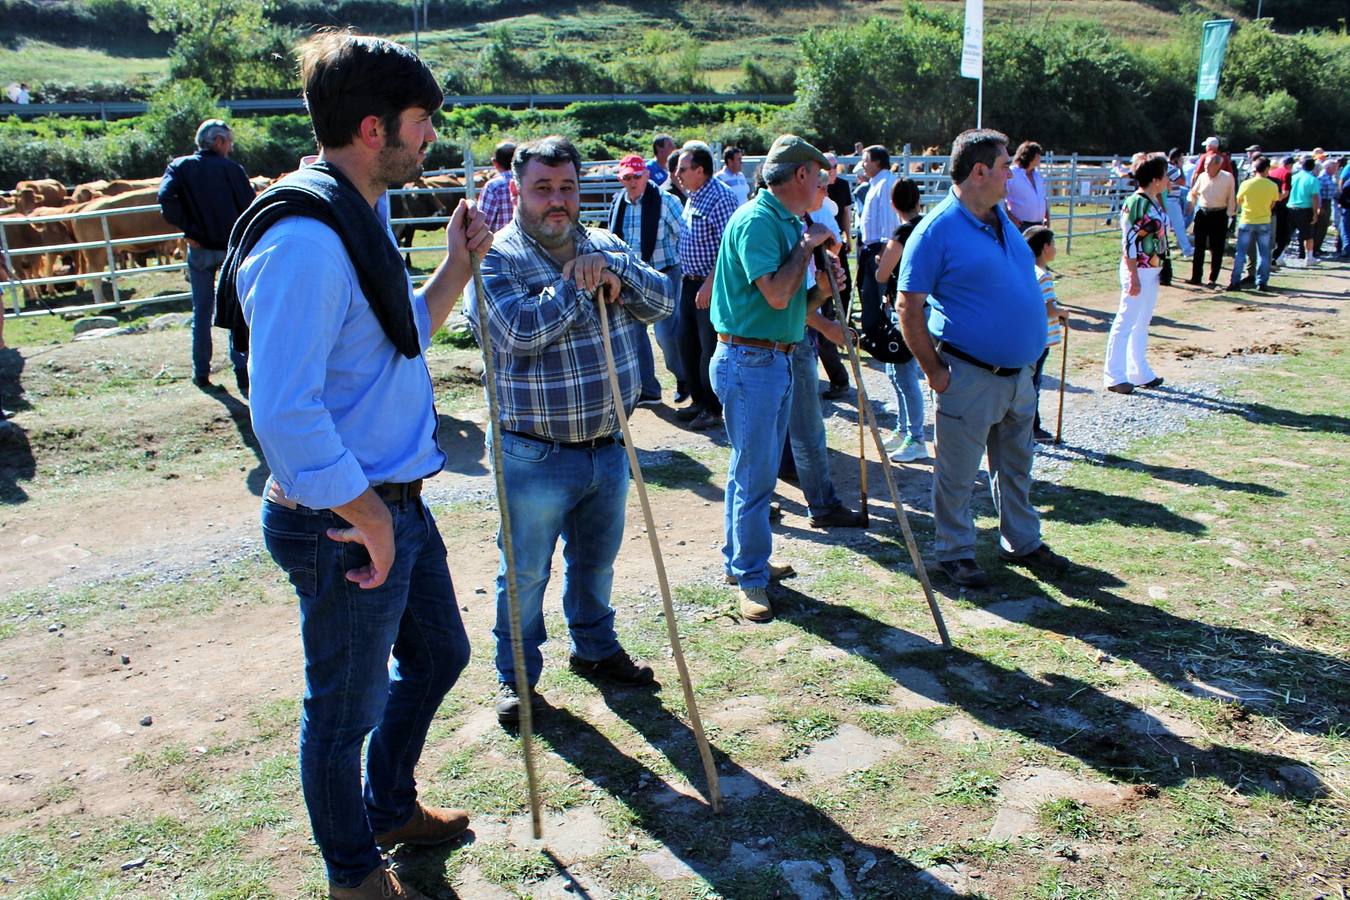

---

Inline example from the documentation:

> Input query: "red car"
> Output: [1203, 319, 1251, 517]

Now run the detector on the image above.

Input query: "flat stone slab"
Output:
[932, 714, 993, 744]
[780, 858, 854, 900]
[796, 724, 894, 780]
[889, 667, 948, 710]
[508, 806, 609, 860]
[640, 846, 701, 881]
[879, 629, 944, 654]
[1123, 708, 1203, 739]
[708, 695, 773, 732]
[717, 771, 764, 801]
[988, 766, 1132, 841]
[955, 596, 1056, 631]
[72, 315, 118, 335]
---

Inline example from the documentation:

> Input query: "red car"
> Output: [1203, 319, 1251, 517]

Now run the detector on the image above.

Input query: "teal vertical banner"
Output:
[1196, 19, 1233, 101]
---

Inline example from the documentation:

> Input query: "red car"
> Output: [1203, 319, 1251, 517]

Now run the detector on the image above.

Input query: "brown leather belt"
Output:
[373, 479, 424, 504]
[717, 333, 796, 354]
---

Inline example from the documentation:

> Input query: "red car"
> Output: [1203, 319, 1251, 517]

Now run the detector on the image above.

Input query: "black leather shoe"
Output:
[569, 648, 656, 686]
[1106, 382, 1134, 395]
[192, 375, 211, 389]
[1141, 377, 1165, 388]
[999, 543, 1072, 574]
[822, 383, 850, 400]
[675, 404, 704, 422]
[495, 682, 544, 725]
[938, 558, 990, 588]
[809, 504, 867, 528]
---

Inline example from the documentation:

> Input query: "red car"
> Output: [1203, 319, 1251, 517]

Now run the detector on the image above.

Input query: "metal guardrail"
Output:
[0, 92, 795, 120]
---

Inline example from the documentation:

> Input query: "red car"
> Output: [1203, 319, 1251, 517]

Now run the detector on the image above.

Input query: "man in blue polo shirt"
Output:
[897, 129, 1073, 588]
[710, 134, 833, 623]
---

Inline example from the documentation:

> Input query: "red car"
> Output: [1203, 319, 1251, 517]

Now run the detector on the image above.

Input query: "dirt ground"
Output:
[0, 259, 1345, 898]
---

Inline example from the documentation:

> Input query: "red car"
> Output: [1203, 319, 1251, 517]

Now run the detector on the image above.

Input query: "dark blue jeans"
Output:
[261, 490, 470, 888]
[187, 246, 245, 380]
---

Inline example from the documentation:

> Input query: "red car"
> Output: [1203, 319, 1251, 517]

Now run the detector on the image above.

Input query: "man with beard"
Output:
[470, 136, 676, 725]
[226, 34, 492, 900]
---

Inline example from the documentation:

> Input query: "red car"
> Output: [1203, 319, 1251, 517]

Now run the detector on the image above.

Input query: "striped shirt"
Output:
[469, 220, 676, 443]
[608, 188, 685, 271]
[1036, 265, 1063, 347]
[678, 176, 738, 278]
[479, 171, 515, 232]
[859, 169, 899, 245]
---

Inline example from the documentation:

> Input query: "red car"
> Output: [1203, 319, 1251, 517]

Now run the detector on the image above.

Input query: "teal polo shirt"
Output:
[896, 189, 1046, 368]
[710, 189, 807, 345]
[1288, 170, 1319, 209]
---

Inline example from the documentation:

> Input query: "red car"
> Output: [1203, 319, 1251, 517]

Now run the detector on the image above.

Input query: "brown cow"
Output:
[72, 177, 159, 204]
[15, 179, 65, 207]
[70, 189, 177, 300]
[389, 176, 453, 266]
[1, 211, 74, 300]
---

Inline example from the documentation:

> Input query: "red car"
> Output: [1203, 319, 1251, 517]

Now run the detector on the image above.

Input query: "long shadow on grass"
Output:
[1033, 481, 1206, 533]
[993, 562, 1350, 739]
[772, 585, 1332, 799]
[205, 387, 268, 496]
[0, 347, 33, 504]
[1058, 449, 1284, 497]
[1148, 384, 1350, 436]
[540, 699, 974, 898]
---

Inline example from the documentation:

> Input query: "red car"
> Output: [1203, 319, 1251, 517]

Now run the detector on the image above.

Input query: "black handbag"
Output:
[1159, 254, 1173, 286]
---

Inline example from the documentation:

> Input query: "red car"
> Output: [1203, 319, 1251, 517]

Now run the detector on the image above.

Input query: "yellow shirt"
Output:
[1237, 176, 1279, 226]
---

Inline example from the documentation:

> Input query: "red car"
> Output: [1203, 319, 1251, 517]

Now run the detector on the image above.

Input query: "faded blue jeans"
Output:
[187, 246, 245, 380]
[650, 265, 684, 387]
[491, 432, 628, 686]
[1163, 193, 1194, 256]
[886, 357, 926, 443]
[712, 341, 793, 589]
[787, 338, 842, 519]
[1229, 222, 1272, 288]
[261, 489, 471, 889]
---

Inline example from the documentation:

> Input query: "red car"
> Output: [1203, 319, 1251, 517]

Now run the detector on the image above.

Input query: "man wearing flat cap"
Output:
[709, 134, 834, 623]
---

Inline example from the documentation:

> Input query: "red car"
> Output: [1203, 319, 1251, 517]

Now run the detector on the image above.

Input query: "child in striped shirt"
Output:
[1021, 226, 1069, 443]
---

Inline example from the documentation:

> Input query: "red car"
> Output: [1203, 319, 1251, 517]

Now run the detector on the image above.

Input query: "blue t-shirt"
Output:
[1287, 170, 1319, 209]
[896, 189, 1046, 368]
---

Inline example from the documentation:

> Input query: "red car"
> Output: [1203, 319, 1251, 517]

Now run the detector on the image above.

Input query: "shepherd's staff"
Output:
[1055, 316, 1069, 445]
[808, 216, 951, 648]
[594, 279, 724, 814]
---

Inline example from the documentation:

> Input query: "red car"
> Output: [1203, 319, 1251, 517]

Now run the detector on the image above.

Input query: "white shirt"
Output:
[1005, 166, 1047, 224]
[859, 169, 899, 245]
[812, 197, 842, 244]
[714, 168, 749, 205]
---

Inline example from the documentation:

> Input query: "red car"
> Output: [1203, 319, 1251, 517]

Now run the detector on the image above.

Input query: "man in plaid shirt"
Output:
[674, 142, 740, 431]
[1315, 157, 1340, 257]
[469, 136, 676, 725]
[478, 141, 516, 232]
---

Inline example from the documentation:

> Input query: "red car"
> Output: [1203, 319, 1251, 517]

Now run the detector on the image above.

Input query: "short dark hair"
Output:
[299, 31, 443, 149]
[1013, 141, 1043, 167]
[1281, 155, 1295, 167]
[1133, 154, 1169, 187]
[723, 145, 742, 164]
[682, 144, 714, 179]
[1022, 224, 1054, 257]
[950, 129, 1009, 184]
[890, 177, 921, 215]
[652, 134, 674, 155]
[1253, 156, 1270, 174]
[1168, 147, 1183, 163]
[864, 145, 890, 169]
[1300, 156, 1316, 172]
[511, 135, 582, 183]
[493, 141, 516, 170]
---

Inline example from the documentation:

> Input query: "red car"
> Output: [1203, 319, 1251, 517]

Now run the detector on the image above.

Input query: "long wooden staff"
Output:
[1055, 318, 1069, 445]
[595, 282, 724, 813]
[809, 221, 951, 648]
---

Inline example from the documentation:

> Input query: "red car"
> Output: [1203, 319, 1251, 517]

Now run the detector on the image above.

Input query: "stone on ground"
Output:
[796, 724, 894, 780]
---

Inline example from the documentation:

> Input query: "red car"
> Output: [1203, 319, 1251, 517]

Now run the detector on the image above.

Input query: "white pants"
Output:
[1102, 264, 1159, 387]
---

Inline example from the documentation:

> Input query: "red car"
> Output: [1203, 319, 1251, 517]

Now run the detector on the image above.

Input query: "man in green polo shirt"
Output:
[709, 134, 833, 623]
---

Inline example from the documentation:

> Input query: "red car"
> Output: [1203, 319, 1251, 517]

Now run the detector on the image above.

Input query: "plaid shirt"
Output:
[608, 187, 685, 271]
[678, 176, 738, 278]
[468, 221, 676, 442]
[1318, 170, 1339, 203]
[479, 171, 515, 231]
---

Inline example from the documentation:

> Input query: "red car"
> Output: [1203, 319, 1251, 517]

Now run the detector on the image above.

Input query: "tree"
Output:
[141, 0, 271, 96]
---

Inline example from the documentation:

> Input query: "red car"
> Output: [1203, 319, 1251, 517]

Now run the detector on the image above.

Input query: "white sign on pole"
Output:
[961, 0, 984, 80]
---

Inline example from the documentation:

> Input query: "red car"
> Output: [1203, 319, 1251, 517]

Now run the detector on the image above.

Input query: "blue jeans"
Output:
[1337, 206, 1349, 257]
[261, 491, 470, 889]
[1229, 222, 1272, 287]
[711, 342, 793, 589]
[187, 246, 245, 379]
[491, 433, 628, 685]
[651, 266, 684, 386]
[885, 356, 925, 442]
[1164, 194, 1194, 256]
[787, 338, 841, 519]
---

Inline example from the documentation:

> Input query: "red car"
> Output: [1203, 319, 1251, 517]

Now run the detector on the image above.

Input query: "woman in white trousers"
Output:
[1104, 154, 1171, 395]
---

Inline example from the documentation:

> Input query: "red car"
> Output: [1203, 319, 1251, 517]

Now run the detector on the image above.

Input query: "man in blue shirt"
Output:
[157, 118, 255, 394]
[471, 136, 675, 724]
[234, 34, 492, 900]
[647, 133, 675, 187]
[897, 129, 1072, 589]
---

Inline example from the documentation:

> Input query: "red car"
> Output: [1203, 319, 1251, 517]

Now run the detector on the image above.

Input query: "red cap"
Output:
[617, 155, 646, 177]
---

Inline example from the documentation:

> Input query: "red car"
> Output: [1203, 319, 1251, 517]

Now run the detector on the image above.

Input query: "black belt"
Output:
[1199, 207, 1228, 213]
[683, 275, 707, 283]
[373, 479, 423, 504]
[505, 430, 617, 450]
[938, 342, 1022, 377]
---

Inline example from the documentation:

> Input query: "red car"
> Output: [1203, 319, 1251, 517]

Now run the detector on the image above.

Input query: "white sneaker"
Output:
[882, 432, 905, 452]
[889, 437, 931, 462]
[1306, 256, 1320, 267]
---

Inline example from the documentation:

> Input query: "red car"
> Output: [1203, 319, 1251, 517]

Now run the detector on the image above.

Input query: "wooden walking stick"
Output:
[470, 257, 545, 840]
[855, 346, 870, 527]
[595, 281, 724, 814]
[1054, 317, 1069, 445]
[809, 222, 951, 648]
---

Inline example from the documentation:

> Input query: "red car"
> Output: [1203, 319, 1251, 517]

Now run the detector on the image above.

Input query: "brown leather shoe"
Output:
[374, 803, 470, 848]
[330, 865, 427, 899]
[725, 561, 796, 585]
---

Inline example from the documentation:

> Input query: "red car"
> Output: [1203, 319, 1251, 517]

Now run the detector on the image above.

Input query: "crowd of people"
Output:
[139, 29, 1345, 900]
